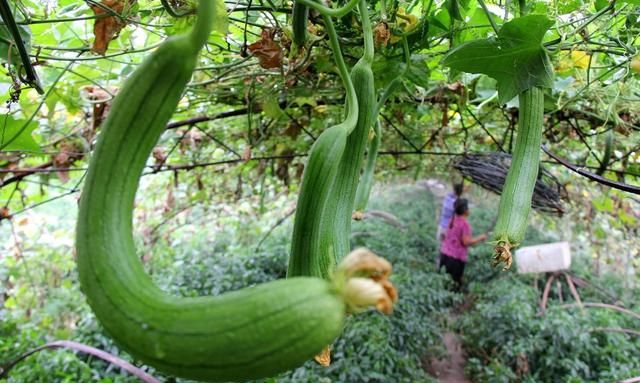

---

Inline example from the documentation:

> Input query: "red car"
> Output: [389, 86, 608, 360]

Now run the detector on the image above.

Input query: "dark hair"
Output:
[454, 198, 468, 216]
[453, 182, 464, 197]
[448, 198, 469, 229]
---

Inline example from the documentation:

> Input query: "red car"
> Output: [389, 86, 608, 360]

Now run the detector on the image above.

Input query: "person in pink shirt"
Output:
[439, 198, 487, 290]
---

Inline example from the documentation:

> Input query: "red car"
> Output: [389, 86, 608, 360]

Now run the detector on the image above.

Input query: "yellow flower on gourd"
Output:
[555, 50, 591, 74]
[390, 7, 419, 43]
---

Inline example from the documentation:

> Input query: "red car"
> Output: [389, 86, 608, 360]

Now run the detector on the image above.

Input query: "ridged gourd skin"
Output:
[288, 127, 348, 278]
[493, 86, 544, 248]
[288, 1, 375, 279]
[288, 13, 360, 280]
[319, 60, 376, 262]
[75, 3, 346, 381]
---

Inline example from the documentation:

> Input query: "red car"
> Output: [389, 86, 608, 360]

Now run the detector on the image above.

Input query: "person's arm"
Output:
[462, 233, 488, 246]
[461, 221, 487, 247]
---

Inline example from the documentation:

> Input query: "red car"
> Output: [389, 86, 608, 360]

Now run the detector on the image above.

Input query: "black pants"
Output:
[439, 253, 465, 289]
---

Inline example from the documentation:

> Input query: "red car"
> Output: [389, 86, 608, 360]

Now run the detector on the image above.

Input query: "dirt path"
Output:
[426, 325, 471, 383]
[418, 179, 472, 383]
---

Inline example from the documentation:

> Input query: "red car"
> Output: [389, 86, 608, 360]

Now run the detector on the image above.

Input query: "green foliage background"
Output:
[1, 0, 639, 381]
[2, 184, 639, 382]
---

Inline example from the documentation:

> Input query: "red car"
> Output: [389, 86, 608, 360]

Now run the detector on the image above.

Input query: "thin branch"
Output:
[0, 340, 160, 382]
[145, 153, 308, 174]
[1, 187, 79, 220]
[1, 58, 77, 151]
[160, 0, 193, 17]
[166, 107, 258, 129]
[254, 207, 296, 251]
[465, 106, 505, 152]
[542, 146, 640, 195]
[566, 118, 603, 167]
[230, 5, 291, 12]
[381, 114, 421, 152]
[148, 201, 201, 240]
[544, 1, 617, 48]
[5, 148, 638, 191]
[609, 142, 640, 166]
[18, 15, 106, 24]
[378, 150, 464, 156]
[362, 210, 405, 229]
[193, 125, 242, 158]
[0, 0, 43, 93]
[0, 161, 55, 187]
[540, 160, 640, 178]
[31, 43, 162, 62]
[477, 0, 500, 35]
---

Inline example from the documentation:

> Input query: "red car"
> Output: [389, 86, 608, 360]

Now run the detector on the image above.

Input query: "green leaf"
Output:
[442, 15, 554, 104]
[0, 115, 40, 152]
[262, 98, 284, 119]
[619, 0, 640, 4]
[557, 0, 584, 14]
[619, 209, 636, 225]
[0, 23, 31, 67]
[293, 96, 317, 107]
[429, 9, 451, 32]
[445, 0, 471, 22]
[593, 226, 606, 240]
[594, 0, 609, 11]
[592, 195, 614, 213]
[4, 295, 16, 309]
[404, 63, 431, 89]
[213, 0, 229, 35]
[165, 16, 193, 36]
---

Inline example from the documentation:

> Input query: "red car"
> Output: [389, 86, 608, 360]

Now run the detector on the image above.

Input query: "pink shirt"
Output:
[440, 215, 472, 262]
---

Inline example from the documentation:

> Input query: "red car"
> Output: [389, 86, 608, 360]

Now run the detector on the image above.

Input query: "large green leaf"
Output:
[0, 115, 40, 152]
[442, 14, 554, 104]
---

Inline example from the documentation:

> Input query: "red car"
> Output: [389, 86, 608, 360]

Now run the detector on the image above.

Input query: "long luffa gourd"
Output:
[353, 37, 411, 215]
[491, 3, 547, 270]
[292, 1, 309, 46]
[438, 12, 551, 271]
[492, 87, 544, 270]
[76, 0, 394, 381]
[289, 0, 375, 279]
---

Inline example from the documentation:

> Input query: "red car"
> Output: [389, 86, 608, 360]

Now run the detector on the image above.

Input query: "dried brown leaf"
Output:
[91, 0, 137, 55]
[374, 22, 390, 47]
[248, 29, 283, 69]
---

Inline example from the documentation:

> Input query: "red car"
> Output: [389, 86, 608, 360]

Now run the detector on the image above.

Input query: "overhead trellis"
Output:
[453, 152, 567, 216]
